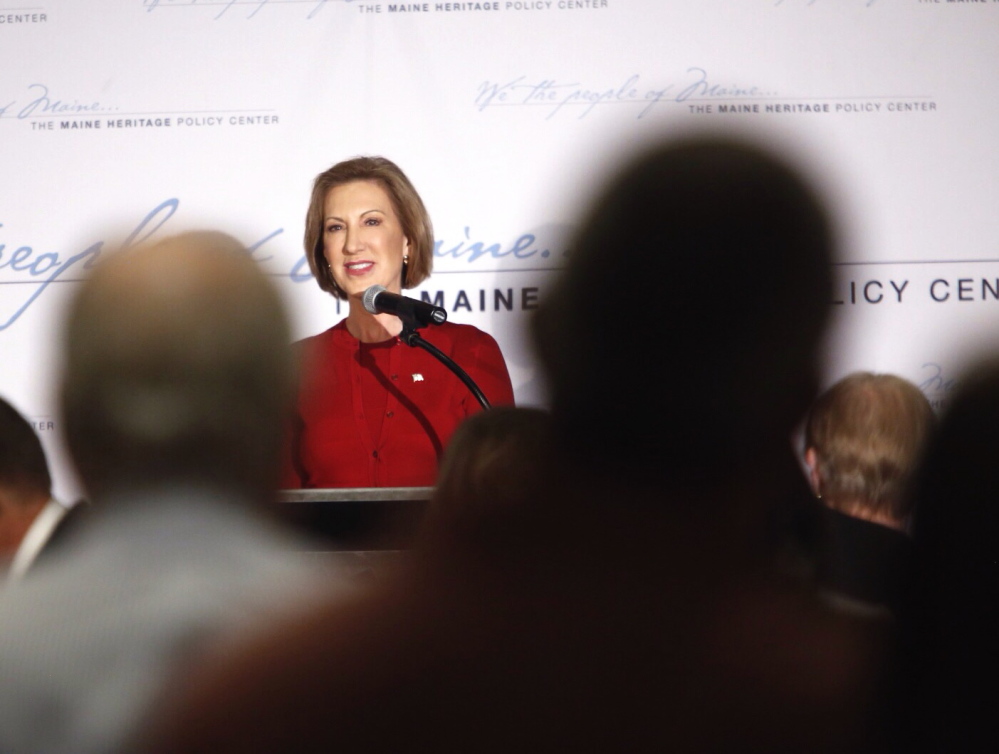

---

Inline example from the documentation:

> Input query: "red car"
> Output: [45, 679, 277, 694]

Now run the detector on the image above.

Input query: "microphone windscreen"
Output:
[362, 285, 386, 315]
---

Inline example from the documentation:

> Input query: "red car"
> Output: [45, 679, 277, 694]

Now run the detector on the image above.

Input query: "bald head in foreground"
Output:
[0, 232, 324, 754]
[63, 231, 293, 501]
[146, 138, 885, 754]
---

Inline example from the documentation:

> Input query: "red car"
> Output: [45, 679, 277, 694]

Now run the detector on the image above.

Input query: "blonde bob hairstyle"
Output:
[304, 156, 434, 300]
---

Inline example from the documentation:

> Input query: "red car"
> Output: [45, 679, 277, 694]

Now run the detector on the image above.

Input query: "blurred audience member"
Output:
[0, 232, 329, 754]
[420, 406, 551, 542]
[145, 138, 884, 753]
[804, 372, 934, 612]
[891, 360, 999, 754]
[0, 397, 84, 583]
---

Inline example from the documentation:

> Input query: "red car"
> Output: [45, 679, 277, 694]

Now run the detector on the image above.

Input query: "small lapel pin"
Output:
[412, 373, 424, 382]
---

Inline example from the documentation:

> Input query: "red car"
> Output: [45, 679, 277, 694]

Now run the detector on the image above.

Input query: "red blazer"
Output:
[283, 320, 514, 488]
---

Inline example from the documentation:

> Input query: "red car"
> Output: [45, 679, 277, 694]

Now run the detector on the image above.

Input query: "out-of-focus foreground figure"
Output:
[0, 232, 325, 754]
[891, 360, 999, 754]
[420, 405, 551, 542]
[804, 372, 934, 612]
[146, 138, 885, 753]
[0, 397, 84, 583]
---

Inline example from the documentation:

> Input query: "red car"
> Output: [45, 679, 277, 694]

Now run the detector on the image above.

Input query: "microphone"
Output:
[362, 285, 447, 327]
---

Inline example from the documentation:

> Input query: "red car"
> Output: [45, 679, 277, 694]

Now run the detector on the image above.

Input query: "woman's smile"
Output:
[323, 180, 409, 298]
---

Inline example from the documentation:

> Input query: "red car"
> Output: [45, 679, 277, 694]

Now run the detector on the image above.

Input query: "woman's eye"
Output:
[365, 218, 380, 226]
[326, 224, 342, 232]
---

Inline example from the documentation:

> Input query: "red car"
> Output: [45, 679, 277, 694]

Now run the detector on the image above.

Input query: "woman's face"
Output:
[322, 180, 409, 299]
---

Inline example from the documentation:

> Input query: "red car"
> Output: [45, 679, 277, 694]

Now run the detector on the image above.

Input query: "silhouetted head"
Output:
[896, 359, 999, 752]
[533, 137, 834, 489]
[0, 397, 51, 501]
[805, 372, 933, 528]
[905, 359, 999, 612]
[0, 397, 51, 556]
[427, 407, 552, 536]
[60, 231, 294, 502]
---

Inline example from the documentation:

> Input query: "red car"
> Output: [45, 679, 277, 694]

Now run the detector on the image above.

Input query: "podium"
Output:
[276, 487, 433, 550]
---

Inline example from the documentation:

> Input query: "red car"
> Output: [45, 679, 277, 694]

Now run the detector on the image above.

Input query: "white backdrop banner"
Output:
[2, 0, 998, 496]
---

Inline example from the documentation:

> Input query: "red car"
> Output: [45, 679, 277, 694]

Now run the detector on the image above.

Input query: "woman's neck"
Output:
[345, 297, 403, 343]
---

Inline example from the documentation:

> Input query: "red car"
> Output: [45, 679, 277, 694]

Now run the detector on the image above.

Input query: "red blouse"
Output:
[283, 320, 514, 488]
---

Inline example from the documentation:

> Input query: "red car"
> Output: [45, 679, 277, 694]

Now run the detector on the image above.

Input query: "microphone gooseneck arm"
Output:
[362, 285, 491, 409]
[399, 326, 492, 410]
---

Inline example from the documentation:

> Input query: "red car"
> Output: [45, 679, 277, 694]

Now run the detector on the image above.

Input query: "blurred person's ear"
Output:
[804, 447, 820, 497]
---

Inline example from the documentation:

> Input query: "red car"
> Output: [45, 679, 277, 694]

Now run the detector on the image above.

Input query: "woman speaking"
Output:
[284, 157, 514, 488]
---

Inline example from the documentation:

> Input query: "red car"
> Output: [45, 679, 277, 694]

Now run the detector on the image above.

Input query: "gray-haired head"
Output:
[60, 231, 294, 502]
